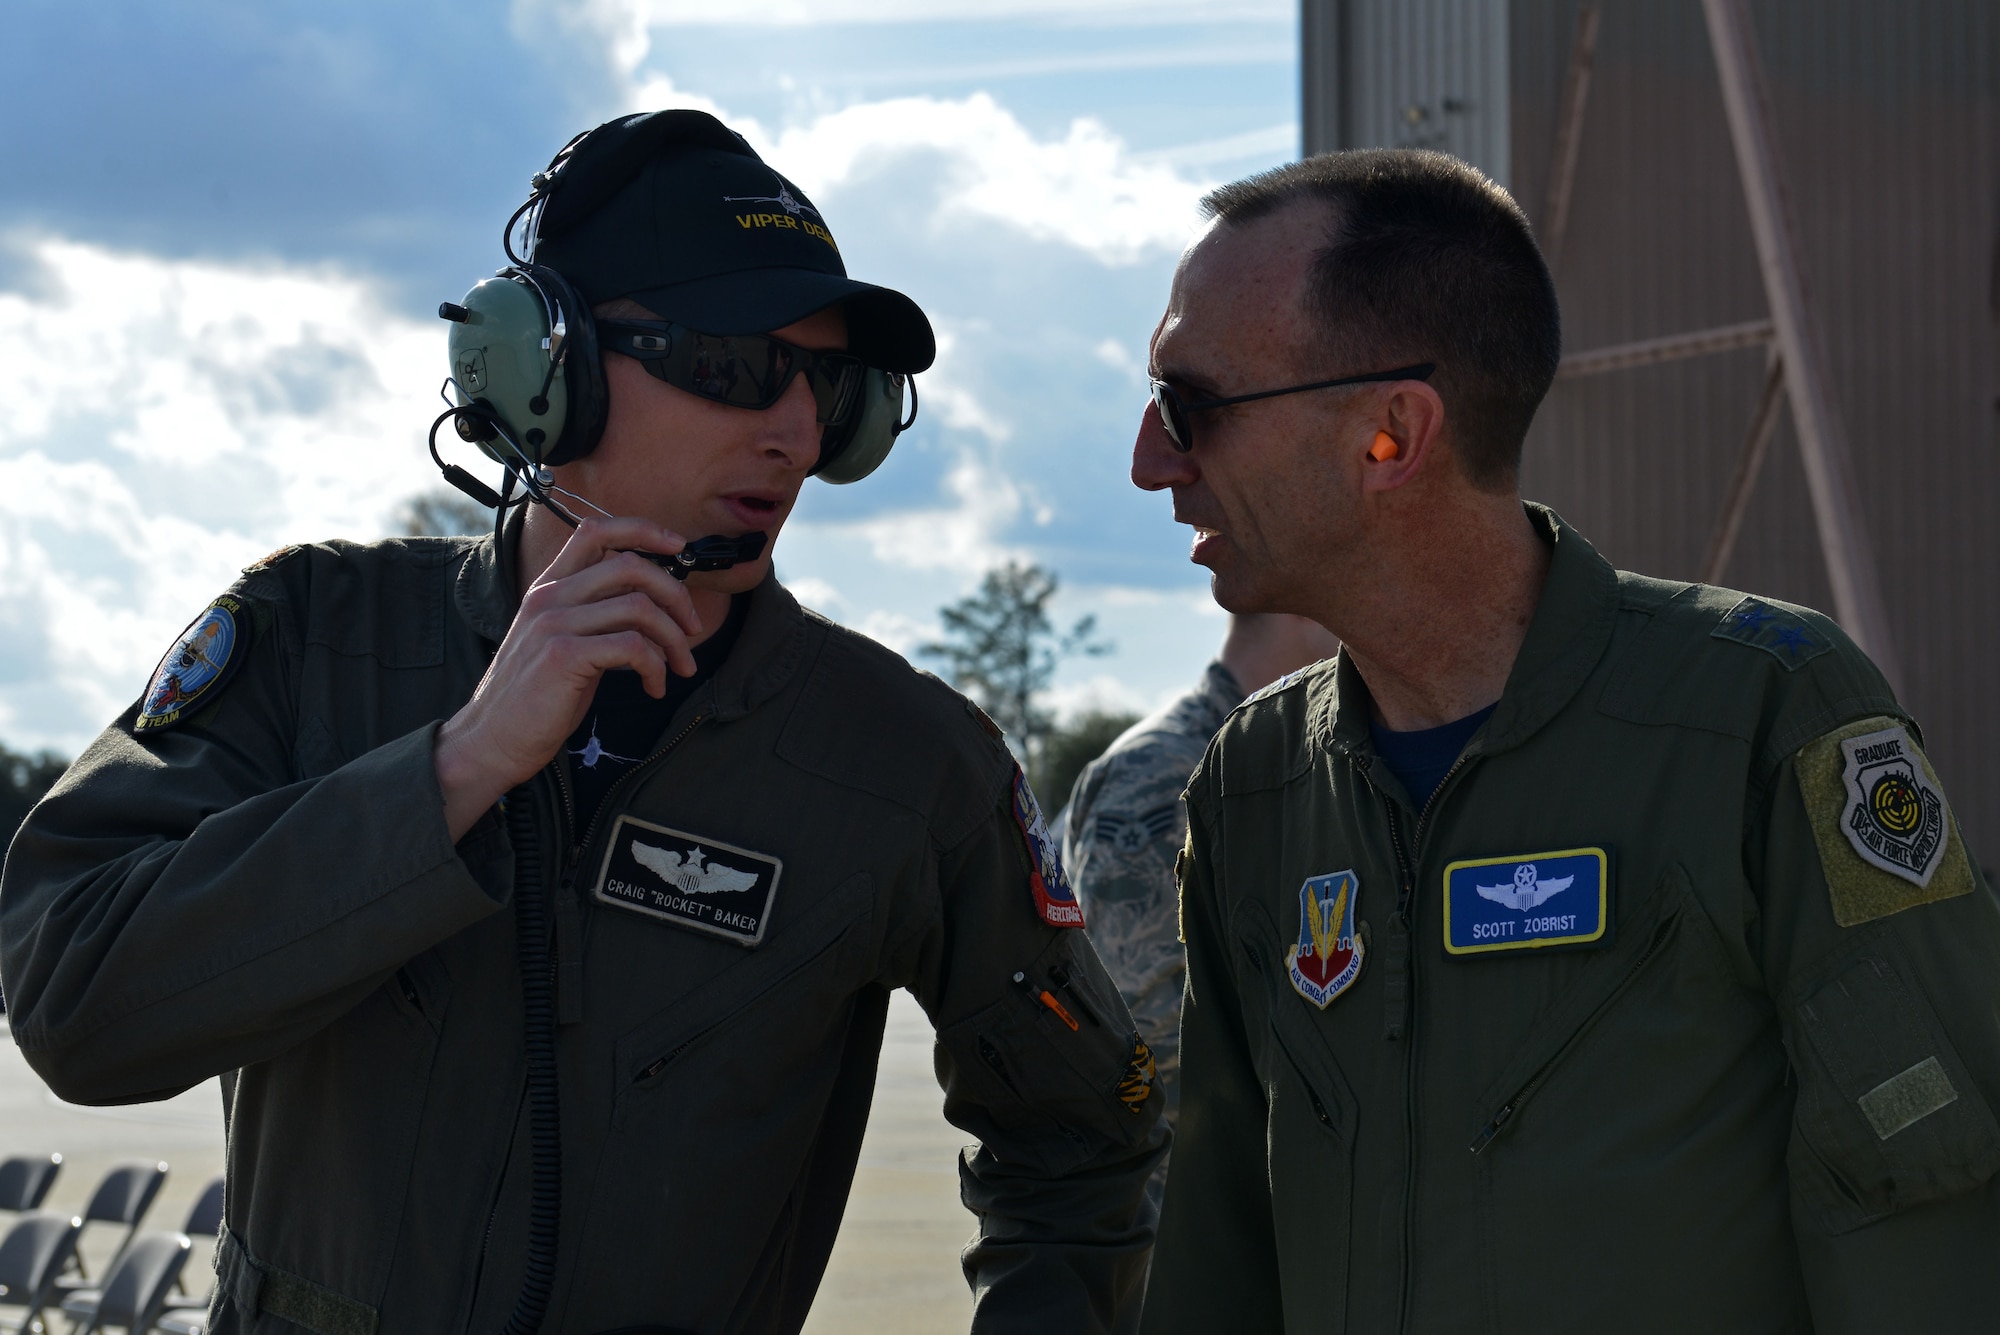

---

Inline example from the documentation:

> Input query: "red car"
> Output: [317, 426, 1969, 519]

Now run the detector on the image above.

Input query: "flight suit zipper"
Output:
[546, 711, 711, 1023]
[1366, 746, 1477, 1335]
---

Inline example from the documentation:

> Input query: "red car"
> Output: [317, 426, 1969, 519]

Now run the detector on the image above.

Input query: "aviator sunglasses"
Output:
[598, 318, 868, 426]
[1150, 362, 1437, 452]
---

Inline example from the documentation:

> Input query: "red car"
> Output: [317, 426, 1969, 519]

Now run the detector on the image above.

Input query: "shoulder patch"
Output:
[1712, 596, 1832, 670]
[1010, 765, 1085, 927]
[1796, 716, 1974, 926]
[1240, 667, 1306, 709]
[136, 596, 248, 733]
[242, 544, 302, 574]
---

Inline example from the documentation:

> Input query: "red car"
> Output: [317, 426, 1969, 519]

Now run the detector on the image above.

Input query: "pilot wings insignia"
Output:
[594, 816, 785, 947]
[1474, 862, 1574, 912]
[631, 842, 761, 895]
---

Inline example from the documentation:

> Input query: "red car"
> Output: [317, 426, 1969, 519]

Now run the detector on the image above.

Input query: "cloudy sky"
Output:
[0, 0, 1298, 757]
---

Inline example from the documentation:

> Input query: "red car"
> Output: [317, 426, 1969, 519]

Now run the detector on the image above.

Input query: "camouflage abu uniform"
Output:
[1062, 662, 1246, 1167]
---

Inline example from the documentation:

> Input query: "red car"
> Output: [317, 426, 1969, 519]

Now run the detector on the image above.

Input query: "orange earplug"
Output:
[1369, 431, 1400, 462]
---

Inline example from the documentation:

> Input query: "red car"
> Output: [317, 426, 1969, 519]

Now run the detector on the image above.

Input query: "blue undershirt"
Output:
[1369, 703, 1499, 810]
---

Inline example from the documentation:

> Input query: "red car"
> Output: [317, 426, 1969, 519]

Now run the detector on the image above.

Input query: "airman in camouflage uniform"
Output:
[1061, 661, 1244, 1203]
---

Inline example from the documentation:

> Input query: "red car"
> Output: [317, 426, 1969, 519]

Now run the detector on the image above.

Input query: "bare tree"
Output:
[920, 561, 1112, 766]
[395, 488, 490, 537]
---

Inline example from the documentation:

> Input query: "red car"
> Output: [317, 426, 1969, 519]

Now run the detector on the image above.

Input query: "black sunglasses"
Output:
[1150, 362, 1436, 452]
[598, 318, 867, 427]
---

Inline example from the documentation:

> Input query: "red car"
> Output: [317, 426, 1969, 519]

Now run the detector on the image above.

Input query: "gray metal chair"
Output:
[153, 1316, 204, 1335]
[0, 1211, 83, 1333]
[66, 1231, 188, 1335]
[0, 1159, 61, 1215]
[65, 1175, 225, 1330]
[53, 1163, 167, 1293]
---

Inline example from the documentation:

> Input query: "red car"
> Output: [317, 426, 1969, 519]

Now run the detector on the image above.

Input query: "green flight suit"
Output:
[0, 530, 1164, 1335]
[1146, 506, 2000, 1335]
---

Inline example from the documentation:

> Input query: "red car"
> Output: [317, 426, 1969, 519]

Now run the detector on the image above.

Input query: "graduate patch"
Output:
[1797, 717, 1974, 926]
[1011, 766, 1085, 927]
[135, 596, 246, 732]
[1443, 849, 1608, 955]
[592, 814, 783, 946]
[1286, 870, 1364, 1008]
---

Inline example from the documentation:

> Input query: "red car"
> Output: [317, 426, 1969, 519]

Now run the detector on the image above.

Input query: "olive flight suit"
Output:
[0, 530, 1165, 1335]
[1146, 506, 2000, 1335]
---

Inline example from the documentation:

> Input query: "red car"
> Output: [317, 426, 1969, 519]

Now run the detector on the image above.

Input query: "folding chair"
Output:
[0, 1211, 82, 1334]
[62, 1175, 224, 1330]
[64, 1232, 188, 1335]
[0, 1159, 61, 1216]
[53, 1163, 167, 1296]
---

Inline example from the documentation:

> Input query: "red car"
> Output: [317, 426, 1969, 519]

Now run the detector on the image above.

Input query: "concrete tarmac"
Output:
[0, 991, 976, 1331]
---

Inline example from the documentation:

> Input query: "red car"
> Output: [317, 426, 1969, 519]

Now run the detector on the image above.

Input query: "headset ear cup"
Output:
[814, 369, 910, 485]
[528, 265, 608, 466]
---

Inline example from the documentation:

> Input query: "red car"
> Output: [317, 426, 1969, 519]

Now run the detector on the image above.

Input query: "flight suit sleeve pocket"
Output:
[934, 933, 1145, 1177]
[1786, 951, 2000, 1233]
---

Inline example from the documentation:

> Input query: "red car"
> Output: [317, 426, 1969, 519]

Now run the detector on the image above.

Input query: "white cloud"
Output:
[0, 237, 444, 750]
[568, 0, 1288, 29]
[539, 4, 1220, 268]
[767, 94, 1206, 265]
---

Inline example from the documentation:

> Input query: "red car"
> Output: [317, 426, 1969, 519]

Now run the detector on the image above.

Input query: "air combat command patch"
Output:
[1443, 848, 1609, 955]
[135, 596, 248, 733]
[1287, 870, 1364, 1008]
[1011, 766, 1085, 927]
[1797, 717, 1974, 926]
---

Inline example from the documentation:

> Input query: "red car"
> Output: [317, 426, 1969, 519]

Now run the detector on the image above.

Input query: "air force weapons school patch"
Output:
[1798, 717, 1975, 926]
[1287, 870, 1364, 1008]
[135, 596, 247, 733]
[593, 814, 783, 946]
[1011, 766, 1085, 927]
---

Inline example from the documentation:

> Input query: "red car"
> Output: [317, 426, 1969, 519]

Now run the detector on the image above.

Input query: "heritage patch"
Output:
[1286, 870, 1364, 1008]
[1011, 766, 1085, 927]
[1443, 848, 1609, 956]
[1797, 717, 1974, 926]
[1711, 596, 1831, 670]
[592, 814, 783, 947]
[1117, 1034, 1157, 1113]
[136, 596, 247, 733]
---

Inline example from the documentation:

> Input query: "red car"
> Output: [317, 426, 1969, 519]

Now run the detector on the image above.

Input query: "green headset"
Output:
[430, 124, 916, 518]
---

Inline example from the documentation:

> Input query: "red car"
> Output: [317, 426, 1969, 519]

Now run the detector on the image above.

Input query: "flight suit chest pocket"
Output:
[609, 870, 876, 1113]
[1786, 951, 2000, 1232]
[1239, 901, 1359, 1335]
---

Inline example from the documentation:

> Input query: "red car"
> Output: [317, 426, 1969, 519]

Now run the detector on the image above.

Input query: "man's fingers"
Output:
[538, 517, 687, 586]
[529, 549, 705, 639]
[549, 594, 699, 678]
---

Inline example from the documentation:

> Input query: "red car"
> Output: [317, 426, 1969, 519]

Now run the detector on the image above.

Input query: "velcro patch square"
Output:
[1797, 717, 1974, 926]
[592, 815, 783, 947]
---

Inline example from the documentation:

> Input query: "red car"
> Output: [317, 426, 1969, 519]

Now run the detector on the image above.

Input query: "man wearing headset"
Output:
[0, 111, 1164, 1335]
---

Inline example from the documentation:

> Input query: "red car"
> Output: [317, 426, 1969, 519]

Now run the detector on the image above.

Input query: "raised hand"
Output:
[435, 517, 703, 840]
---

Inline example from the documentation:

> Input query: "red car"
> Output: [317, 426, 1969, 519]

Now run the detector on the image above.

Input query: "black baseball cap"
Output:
[530, 110, 935, 374]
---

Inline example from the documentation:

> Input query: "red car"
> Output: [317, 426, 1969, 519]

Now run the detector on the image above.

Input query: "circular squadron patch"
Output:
[135, 596, 246, 732]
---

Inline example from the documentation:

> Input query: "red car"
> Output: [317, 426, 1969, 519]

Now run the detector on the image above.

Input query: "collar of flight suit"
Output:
[452, 506, 814, 724]
[1313, 502, 1621, 770]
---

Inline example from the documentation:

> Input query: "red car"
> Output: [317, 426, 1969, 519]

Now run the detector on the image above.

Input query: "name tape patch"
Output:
[136, 595, 247, 733]
[593, 814, 783, 947]
[1443, 848, 1609, 956]
[1011, 766, 1085, 927]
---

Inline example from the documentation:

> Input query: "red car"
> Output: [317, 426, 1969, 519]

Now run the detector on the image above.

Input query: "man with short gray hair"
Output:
[1133, 148, 2000, 1333]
